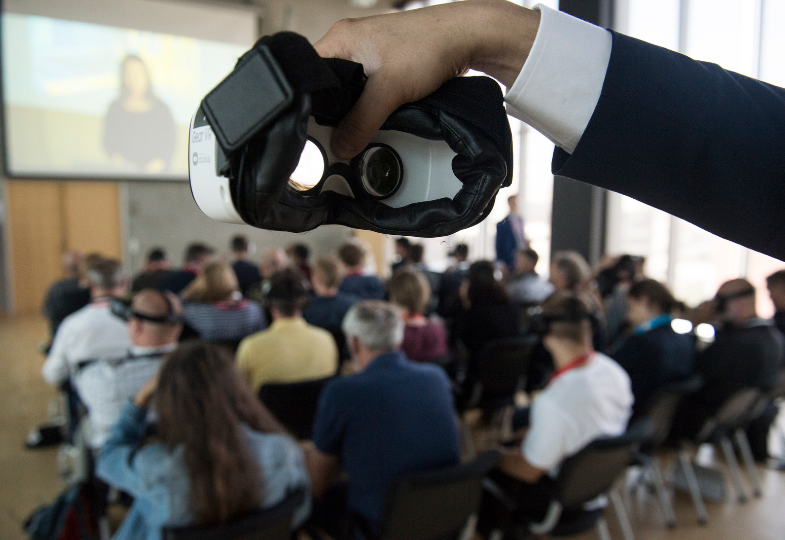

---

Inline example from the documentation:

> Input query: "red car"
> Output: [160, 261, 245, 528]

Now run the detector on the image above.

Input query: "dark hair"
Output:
[147, 248, 167, 263]
[267, 269, 309, 316]
[467, 261, 509, 306]
[86, 258, 124, 290]
[395, 237, 411, 250]
[450, 243, 469, 259]
[541, 290, 594, 344]
[155, 343, 285, 525]
[119, 55, 153, 101]
[291, 243, 310, 262]
[518, 247, 539, 265]
[628, 279, 676, 314]
[230, 235, 249, 253]
[410, 244, 424, 264]
[337, 243, 365, 268]
[767, 270, 785, 288]
[551, 251, 591, 290]
[184, 243, 214, 263]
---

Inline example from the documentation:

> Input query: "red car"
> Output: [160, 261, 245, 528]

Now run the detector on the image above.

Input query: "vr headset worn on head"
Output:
[714, 286, 756, 313]
[189, 32, 512, 237]
[110, 294, 183, 325]
[527, 305, 601, 337]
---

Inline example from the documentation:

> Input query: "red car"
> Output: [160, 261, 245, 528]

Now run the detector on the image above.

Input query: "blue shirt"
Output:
[303, 292, 361, 332]
[312, 351, 461, 527]
[339, 275, 386, 301]
[97, 403, 310, 540]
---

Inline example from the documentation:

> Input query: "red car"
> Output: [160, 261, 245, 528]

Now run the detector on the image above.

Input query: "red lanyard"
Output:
[345, 270, 364, 278]
[183, 263, 201, 275]
[91, 298, 110, 308]
[402, 313, 425, 323]
[548, 352, 594, 384]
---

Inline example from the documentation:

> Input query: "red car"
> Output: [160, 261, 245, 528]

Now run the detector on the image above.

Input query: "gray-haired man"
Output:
[304, 300, 461, 538]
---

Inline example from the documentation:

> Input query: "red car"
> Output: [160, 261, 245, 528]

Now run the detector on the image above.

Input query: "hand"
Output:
[314, 0, 540, 158]
[133, 375, 158, 408]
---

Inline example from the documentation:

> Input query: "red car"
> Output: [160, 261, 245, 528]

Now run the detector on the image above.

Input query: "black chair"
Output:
[258, 377, 333, 440]
[353, 450, 500, 540]
[634, 374, 703, 528]
[162, 488, 305, 540]
[486, 419, 653, 540]
[675, 387, 763, 524]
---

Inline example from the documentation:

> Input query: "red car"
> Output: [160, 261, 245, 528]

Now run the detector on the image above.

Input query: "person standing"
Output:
[495, 195, 526, 272]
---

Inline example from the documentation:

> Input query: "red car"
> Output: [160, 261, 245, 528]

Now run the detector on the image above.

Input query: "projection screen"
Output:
[1, 0, 257, 180]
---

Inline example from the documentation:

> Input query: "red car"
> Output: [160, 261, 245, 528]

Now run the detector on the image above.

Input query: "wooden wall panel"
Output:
[6, 181, 64, 314]
[62, 182, 122, 259]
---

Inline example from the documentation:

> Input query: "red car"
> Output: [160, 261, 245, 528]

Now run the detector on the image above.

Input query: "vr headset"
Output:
[528, 304, 601, 336]
[714, 286, 756, 313]
[189, 32, 512, 237]
[110, 294, 183, 325]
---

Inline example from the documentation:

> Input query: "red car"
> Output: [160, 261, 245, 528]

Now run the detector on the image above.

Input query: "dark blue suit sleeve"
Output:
[553, 32, 785, 260]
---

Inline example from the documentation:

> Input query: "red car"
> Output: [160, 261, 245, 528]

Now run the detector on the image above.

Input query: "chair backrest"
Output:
[378, 451, 500, 540]
[556, 419, 653, 508]
[471, 335, 538, 409]
[258, 377, 333, 439]
[161, 488, 304, 540]
[695, 387, 762, 443]
[644, 374, 704, 449]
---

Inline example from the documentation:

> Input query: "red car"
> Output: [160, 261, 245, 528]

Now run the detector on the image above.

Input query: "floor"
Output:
[2, 314, 785, 540]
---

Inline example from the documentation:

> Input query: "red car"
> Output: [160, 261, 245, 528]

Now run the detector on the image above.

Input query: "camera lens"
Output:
[288, 139, 326, 192]
[357, 145, 402, 199]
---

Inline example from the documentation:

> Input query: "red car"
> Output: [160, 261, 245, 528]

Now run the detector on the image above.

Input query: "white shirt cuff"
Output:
[504, 4, 613, 154]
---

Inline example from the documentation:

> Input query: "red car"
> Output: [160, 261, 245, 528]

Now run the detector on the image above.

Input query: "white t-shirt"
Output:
[42, 301, 132, 386]
[523, 352, 633, 475]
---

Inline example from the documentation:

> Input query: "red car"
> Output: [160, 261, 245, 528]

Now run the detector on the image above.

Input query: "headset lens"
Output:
[289, 139, 326, 192]
[358, 146, 402, 198]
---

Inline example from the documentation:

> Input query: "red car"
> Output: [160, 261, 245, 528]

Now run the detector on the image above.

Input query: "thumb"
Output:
[331, 76, 403, 159]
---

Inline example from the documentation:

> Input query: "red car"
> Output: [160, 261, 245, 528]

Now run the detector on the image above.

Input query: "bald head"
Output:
[128, 289, 183, 347]
[716, 279, 757, 323]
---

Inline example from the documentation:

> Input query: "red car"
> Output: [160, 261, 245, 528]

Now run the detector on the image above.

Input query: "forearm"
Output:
[498, 447, 545, 484]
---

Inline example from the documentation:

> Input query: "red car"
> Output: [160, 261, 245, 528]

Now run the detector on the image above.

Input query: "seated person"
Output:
[303, 257, 360, 347]
[237, 269, 338, 393]
[230, 235, 262, 297]
[287, 243, 313, 282]
[74, 289, 183, 449]
[131, 247, 173, 293]
[156, 243, 214, 295]
[453, 261, 519, 387]
[42, 251, 94, 340]
[304, 301, 461, 537]
[549, 250, 592, 292]
[480, 291, 632, 530]
[390, 237, 412, 275]
[96, 342, 310, 540]
[337, 242, 386, 301]
[612, 279, 695, 416]
[437, 243, 470, 320]
[42, 258, 132, 387]
[181, 260, 266, 342]
[505, 247, 553, 304]
[387, 268, 449, 364]
[674, 279, 785, 457]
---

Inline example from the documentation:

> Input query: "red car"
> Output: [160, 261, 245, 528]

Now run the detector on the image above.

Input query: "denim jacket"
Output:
[96, 402, 310, 540]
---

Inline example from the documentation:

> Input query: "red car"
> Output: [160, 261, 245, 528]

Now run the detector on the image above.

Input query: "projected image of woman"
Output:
[103, 55, 176, 174]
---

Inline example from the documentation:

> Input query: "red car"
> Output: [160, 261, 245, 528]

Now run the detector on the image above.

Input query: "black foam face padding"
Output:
[202, 32, 512, 238]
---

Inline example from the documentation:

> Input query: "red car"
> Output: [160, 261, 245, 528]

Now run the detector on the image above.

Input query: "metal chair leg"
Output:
[596, 516, 612, 540]
[678, 449, 709, 525]
[734, 428, 763, 497]
[649, 460, 677, 528]
[720, 436, 748, 503]
[610, 489, 635, 540]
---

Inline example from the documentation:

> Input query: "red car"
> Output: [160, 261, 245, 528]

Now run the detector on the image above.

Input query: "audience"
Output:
[506, 247, 553, 304]
[287, 243, 312, 281]
[611, 279, 695, 416]
[388, 268, 449, 364]
[767, 269, 785, 337]
[303, 257, 360, 350]
[597, 254, 641, 347]
[237, 269, 337, 393]
[391, 237, 412, 275]
[42, 251, 94, 340]
[157, 243, 215, 295]
[230, 235, 262, 297]
[437, 243, 470, 319]
[42, 258, 132, 386]
[549, 250, 592, 292]
[96, 342, 310, 539]
[258, 248, 289, 297]
[181, 260, 266, 343]
[480, 291, 632, 533]
[304, 301, 461, 537]
[337, 242, 386, 300]
[674, 279, 785, 459]
[131, 247, 172, 293]
[74, 289, 183, 449]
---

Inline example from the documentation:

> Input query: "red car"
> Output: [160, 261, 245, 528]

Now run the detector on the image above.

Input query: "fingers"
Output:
[331, 75, 403, 159]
